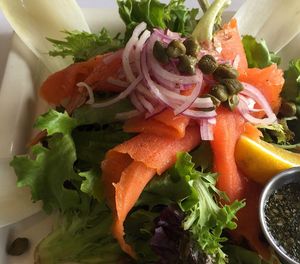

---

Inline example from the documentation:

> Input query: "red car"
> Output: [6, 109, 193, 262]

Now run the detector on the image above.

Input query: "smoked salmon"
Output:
[101, 125, 201, 257]
[40, 53, 124, 105]
[123, 109, 190, 139]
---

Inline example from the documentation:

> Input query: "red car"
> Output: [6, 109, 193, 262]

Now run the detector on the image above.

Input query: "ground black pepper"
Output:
[265, 183, 300, 262]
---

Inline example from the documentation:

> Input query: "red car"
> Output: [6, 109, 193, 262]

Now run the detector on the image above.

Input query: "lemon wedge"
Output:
[235, 135, 300, 184]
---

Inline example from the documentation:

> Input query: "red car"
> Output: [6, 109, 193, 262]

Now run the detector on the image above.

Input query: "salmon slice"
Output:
[40, 56, 102, 105]
[39, 52, 124, 105]
[214, 19, 248, 73]
[101, 125, 201, 257]
[239, 64, 284, 113]
[231, 181, 271, 260]
[123, 109, 190, 139]
[211, 107, 248, 202]
[210, 107, 270, 259]
[85, 50, 125, 91]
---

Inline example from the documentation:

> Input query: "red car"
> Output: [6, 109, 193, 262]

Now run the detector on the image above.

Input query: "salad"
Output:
[4, 0, 300, 263]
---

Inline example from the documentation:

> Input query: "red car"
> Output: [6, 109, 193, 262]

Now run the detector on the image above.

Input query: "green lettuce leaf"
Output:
[79, 169, 104, 202]
[34, 109, 78, 135]
[257, 121, 293, 145]
[281, 59, 300, 103]
[117, 0, 199, 41]
[126, 152, 245, 263]
[11, 108, 134, 262]
[242, 35, 281, 69]
[279, 59, 300, 148]
[10, 134, 83, 214]
[72, 98, 134, 126]
[10, 111, 81, 214]
[72, 123, 132, 170]
[47, 28, 123, 62]
[35, 201, 129, 264]
[175, 153, 245, 264]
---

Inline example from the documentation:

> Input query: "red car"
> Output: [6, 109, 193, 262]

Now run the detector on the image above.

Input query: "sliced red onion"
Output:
[240, 82, 275, 118]
[191, 97, 214, 109]
[115, 110, 140, 120]
[237, 95, 277, 125]
[141, 47, 179, 108]
[199, 119, 214, 140]
[158, 86, 213, 109]
[122, 22, 147, 82]
[208, 118, 216, 125]
[145, 104, 166, 119]
[92, 75, 142, 108]
[107, 77, 129, 88]
[166, 29, 183, 40]
[174, 83, 201, 115]
[239, 95, 263, 113]
[134, 29, 151, 74]
[183, 109, 217, 119]
[76, 82, 94, 104]
[130, 92, 145, 113]
[173, 69, 204, 115]
[154, 73, 178, 90]
[152, 29, 179, 43]
[136, 92, 155, 113]
[232, 55, 240, 69]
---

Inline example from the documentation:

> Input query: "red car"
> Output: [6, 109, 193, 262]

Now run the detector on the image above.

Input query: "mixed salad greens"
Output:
[5, 0, 300, 263]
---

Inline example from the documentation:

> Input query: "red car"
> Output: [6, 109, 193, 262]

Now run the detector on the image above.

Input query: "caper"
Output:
[183, 37, 200, 57]
[198, 54, 218, 74]
[153, 41, 169, 64]
[177, 55, 197, 75]
[213, 64, 238, 80]
[220, 79, 244, 95]
[166, 40, 186, 58]
[210, 84, 229, 102]
[227, 94, 239, 111]
[7, 237, 30, 256]
[279, 101, 297, 117]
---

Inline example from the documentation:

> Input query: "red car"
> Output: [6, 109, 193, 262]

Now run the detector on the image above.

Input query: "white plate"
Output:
[0, 8, 124, 263]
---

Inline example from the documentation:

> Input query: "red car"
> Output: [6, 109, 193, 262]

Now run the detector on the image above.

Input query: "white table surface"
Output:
[0, 0, 244, 85]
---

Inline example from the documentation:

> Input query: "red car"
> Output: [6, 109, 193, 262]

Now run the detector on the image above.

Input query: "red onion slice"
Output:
[207, 117, 217, 125]
[145, 104, 166, 119]
[92, 75, 142, 108]
[77, 82, 94, 105]
[152, 29, 181, 43]
[115, 110, 140, 120]
[136, 92, 155, 113]
[183, 109, 217, 118]
[240, 82, 275, 117]
[191, 97, 214, 109]
[134, 29, 151, 74]
[123, 22, 147, 82]
[173, 82, 201, 115]
[107, 77, 129, 88]
[239, 95, 263, 113]
[130, 92, 145, 113]
[141, 47, 179, 108]
[199, 119, 214, 140]
[237, 95, 277, 125]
